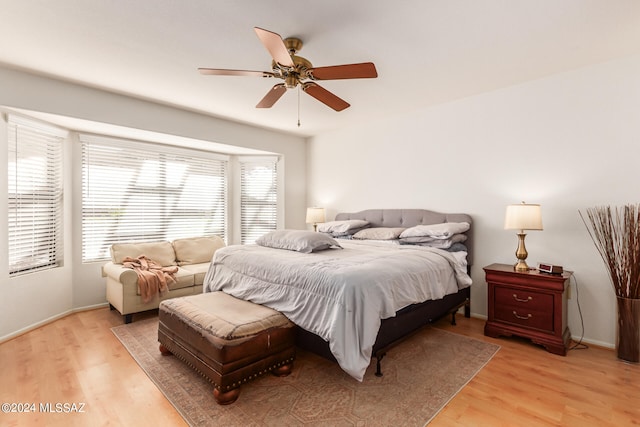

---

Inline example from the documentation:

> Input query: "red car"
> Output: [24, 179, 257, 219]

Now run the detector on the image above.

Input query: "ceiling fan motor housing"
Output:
[272, 55, 313, 88]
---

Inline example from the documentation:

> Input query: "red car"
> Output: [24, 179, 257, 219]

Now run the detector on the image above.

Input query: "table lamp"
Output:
[306, 207, 325, 232]
[504, 202, 543, 271]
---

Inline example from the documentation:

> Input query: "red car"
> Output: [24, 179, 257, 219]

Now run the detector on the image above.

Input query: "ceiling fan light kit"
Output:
[198, 27, 377, 115]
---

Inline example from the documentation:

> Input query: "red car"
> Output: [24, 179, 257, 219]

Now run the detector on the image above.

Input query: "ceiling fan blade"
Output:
[302, 82, 350, 111]
[256, 84, 287, 108]
[254, 27, 294, 68]
[308, 62, 378, 80]
[198, 68, 275, 77]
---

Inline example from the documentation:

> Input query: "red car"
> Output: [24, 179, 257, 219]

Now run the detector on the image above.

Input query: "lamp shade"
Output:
[504, 203, 543, 231]
[306, 207, 325, 224]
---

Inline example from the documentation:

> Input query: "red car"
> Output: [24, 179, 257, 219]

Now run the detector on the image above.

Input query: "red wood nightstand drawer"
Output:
[493, 286, 553, 331]
[493, 304, 553, 331]
[494, 287, 552, 310]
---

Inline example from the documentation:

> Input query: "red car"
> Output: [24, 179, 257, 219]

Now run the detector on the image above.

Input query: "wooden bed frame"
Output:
[294, 208, 473, 376]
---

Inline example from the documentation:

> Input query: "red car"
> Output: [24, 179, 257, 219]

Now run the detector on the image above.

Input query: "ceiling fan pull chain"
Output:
[297, 85, 301, 127]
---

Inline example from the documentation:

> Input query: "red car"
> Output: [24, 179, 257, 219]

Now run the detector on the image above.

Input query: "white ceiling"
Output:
[1, 1, 640, 138]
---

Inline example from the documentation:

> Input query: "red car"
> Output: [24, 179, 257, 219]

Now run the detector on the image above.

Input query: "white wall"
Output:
[308, 53, 640, 349]
[0, 67, 306, 340]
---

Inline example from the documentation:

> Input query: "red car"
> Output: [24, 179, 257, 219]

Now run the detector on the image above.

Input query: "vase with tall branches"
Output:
[581, 204, 640, 363]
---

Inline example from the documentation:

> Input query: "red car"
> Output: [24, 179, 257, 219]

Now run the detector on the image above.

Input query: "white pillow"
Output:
[399, 222, 470, 239]
[317, 220, 370, 236]
[256, 230, 343, 253]
[352, 227, 406, 240]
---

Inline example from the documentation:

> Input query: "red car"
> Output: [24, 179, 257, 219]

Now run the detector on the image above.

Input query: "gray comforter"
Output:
[203, 240, 471, 381]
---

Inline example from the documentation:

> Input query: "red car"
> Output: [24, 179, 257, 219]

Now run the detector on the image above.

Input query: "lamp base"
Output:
[514, 260, 530, 272]
[514, 232, 530, 271]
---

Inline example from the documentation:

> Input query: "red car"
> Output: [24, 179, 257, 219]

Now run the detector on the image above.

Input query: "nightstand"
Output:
[484, 263, 572, 355]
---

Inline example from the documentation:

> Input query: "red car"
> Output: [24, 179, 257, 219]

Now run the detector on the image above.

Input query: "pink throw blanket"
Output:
[122, 255, 178, 303]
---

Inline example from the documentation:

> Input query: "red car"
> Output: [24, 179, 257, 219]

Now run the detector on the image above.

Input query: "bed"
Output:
[203, 209, 473, 381]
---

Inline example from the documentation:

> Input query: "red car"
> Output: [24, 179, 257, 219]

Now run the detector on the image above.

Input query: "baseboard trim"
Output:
[458, 312, 614, 349]
[571, 336, 615, 350]
[0, 302, 109, 344]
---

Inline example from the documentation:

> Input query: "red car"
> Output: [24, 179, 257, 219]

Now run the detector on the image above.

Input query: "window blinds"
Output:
[7, 116, 65, 276]
[240, 157, 278, 244]
[81, 135, 228, 262]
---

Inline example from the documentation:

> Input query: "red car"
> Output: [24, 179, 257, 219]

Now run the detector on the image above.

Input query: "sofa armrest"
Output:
[102, 261, 138, 288]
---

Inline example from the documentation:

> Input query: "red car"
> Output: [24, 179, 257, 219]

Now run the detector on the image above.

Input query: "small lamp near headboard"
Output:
[306, 207, 325, 232]
[504, 201, 543, 271]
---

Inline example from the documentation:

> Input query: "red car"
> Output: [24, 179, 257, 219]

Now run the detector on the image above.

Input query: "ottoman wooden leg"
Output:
[159, 344, 172, 356]
[271, 361, 293, 377]
[213, 387, 240, 405]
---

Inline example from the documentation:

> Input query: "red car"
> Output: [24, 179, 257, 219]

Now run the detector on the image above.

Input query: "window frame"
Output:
[238, 156, 280, 245]
[7, 115, 66, 276]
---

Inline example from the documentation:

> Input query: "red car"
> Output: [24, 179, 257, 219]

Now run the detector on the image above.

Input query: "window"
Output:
[81, 135, 227, 262]
[7, 116, 65, 276]
[240, 157, 279, 244]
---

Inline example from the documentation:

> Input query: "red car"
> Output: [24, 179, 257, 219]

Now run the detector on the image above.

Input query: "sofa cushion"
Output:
[169, 267, 196, 291]
[111, 241, 176, 267]
[173, 236, 225, 266]
[131, 266, 194, 295]
[181, 262, 211, 286]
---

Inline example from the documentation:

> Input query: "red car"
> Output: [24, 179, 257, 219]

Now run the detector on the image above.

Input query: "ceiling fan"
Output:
[198, 27, 378, 112]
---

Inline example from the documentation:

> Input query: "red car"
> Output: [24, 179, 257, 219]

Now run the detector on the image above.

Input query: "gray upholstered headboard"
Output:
[334, 209, 473, 265]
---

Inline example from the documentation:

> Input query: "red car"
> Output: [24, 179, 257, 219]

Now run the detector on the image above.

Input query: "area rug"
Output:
[112, 318, 499, 426]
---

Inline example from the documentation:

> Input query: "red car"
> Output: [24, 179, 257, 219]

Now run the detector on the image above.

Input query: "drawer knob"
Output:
[513, 294, 533, 303]
[512, 310, 532, 320]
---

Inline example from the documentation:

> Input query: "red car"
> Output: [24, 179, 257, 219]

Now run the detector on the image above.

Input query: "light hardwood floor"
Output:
[0, 308, 638, 426]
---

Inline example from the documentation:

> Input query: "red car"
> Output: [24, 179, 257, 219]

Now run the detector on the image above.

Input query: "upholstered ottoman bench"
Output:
[157, 291, 296, 405]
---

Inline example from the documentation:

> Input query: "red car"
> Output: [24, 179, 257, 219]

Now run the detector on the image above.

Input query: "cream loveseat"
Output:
[102, 236, 225, 323]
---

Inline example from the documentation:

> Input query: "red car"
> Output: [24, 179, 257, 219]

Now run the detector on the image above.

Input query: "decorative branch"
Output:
[580, 204, 640, 299]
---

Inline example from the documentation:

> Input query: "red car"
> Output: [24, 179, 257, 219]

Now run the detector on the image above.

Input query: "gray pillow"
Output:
[399, 241, 468, 252]
[446, 243, 468, 252]
[352, 227, 406, 240]
[256, 230, 343, 253]
[317, 220, 370, 236]
[399, 222, 470, 239]
[399, 233, 467, 244]
[399, 234, 467, 249]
